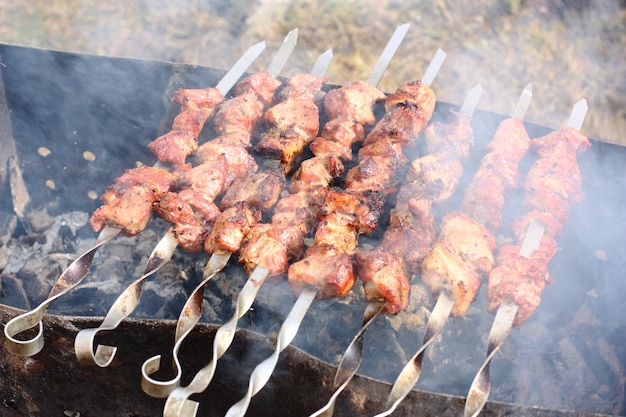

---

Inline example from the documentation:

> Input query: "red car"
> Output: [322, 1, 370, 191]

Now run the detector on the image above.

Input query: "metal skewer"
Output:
[161, 49, 334, 417]
[463, 98, 588, 417]
[2, 40, 267, 357]
[73, 29, 298, 368]
[376, 83, 530, 417]
[226, 24, 414, 417]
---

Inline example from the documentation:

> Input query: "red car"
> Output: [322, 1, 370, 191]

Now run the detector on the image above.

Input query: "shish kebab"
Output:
[2, 41, 267, 357]
[374, 84, 534, 417]
[311, 81, 483, 417]
[464, 98, 590, 417]
[223, 47, 445, 417]
[139, 44, 332, 398]
[160, 48, 334, 417]
[74, 29, 299, 368]
[224, 24, 412, 417]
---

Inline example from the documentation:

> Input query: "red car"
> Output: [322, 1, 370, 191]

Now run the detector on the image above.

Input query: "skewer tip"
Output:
[421, 48, 446, 87]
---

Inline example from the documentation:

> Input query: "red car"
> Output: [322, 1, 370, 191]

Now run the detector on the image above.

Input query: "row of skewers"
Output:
[2, 24, 591, 417]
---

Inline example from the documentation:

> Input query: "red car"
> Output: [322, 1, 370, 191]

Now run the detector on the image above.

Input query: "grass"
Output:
[0, 0, 624, 144]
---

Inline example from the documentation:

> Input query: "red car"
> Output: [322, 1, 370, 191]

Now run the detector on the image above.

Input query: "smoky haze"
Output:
[0, 2, 625, 415]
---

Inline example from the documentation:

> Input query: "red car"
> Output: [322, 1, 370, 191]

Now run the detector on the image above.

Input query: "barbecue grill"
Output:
[1, 43, 625, 417]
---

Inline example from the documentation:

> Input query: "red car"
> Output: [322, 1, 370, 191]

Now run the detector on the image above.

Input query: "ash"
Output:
[0, 205, 624, 415]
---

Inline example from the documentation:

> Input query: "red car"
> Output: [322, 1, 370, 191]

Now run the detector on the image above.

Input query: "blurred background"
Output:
[0, 0, 624, 144]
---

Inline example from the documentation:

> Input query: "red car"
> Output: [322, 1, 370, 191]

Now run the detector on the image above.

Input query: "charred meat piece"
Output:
[148, 87, 225, 165]
[255, 74, 328, 172]
[156, 190, 220, 253]
[422, 109, 474, 157]
[378, 197, 436, 274]
[239, 223, 303, 277]
[288, 245, 356, 299]
[193, 132, 258, 188]
[323, 80, 385, 124]
[90, 166, 176, 236]
[487, 236, 557, 327]
[271, 193, 320, 235]
[289, 155, 344, 195]
[421, 212, 496, 317]
[204, 202, 261, 254]
[219, 170, 286, 212]
[213, 71, 282, 138]
[175, 154, 228, 203]
[460, 118, 531, 230]
[356, 247, 410, 314]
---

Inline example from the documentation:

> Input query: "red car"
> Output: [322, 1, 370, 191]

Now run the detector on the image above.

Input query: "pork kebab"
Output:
[3, 41, 267, 357]
[224, 23, 412, 417]
[374, 84, 534, 417]
[73, 29, 299, 368]
[139, 46, 332, 399]
[311, 82, 483, 417]
[159, 49, 334, 417]
[464, 99, 591, 417]
[218, 48, 445, 417]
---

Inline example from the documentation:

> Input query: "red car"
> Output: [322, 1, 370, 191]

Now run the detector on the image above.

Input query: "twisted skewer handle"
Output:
[74, 228, 177, 366]
[162, 265, 270, 417]
[309, 300, 385, 417]
[141, 251, 231, 398]
[464, 298, 518, 417]
[225, 288, 317, 417]
[3, 225, 120, 356]
[374, 292, 454, 417]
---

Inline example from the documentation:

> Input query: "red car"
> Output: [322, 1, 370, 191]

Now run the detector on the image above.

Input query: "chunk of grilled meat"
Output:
[487, 236, 557, 327]
[289, 245, 356, 298]
[324, 80, 385, 124]
[175, 154, 228, 204]
[148, 87, 225, 165]
[522, 128, 589, 227]
[356, 247, 411, 313]
[421, 212, 496, 317]
[460, 118, 531, 230]
[212, 71, 282, 138]
[239, 223, 304, 277]
[90, 166, 176, 236]
[156, 190, 221, 253]
[255, 74, 328, 172]
[204, 202, 261, 254]
[219, 170, 286, 212]
[193, 131, 258, 188]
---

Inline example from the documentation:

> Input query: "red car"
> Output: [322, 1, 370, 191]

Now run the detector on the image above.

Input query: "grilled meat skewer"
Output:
[2, 42, 267, 357]
[72, 31, 300, 369]
[311, 82, 482, 417]
[376, 84, 533, 417]
[160, 51, 333, 417]
[225, 23, 411, 417]
[464, 99, 591, 417]
[141, 63, 328, 398]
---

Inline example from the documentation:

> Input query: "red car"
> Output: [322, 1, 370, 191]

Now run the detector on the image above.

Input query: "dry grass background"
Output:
[0, 0, 624, 144]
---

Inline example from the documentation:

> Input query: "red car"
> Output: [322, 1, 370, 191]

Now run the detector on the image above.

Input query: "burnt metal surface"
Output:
[0, 43, 625, 416]
[0, 304, 612, 417]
